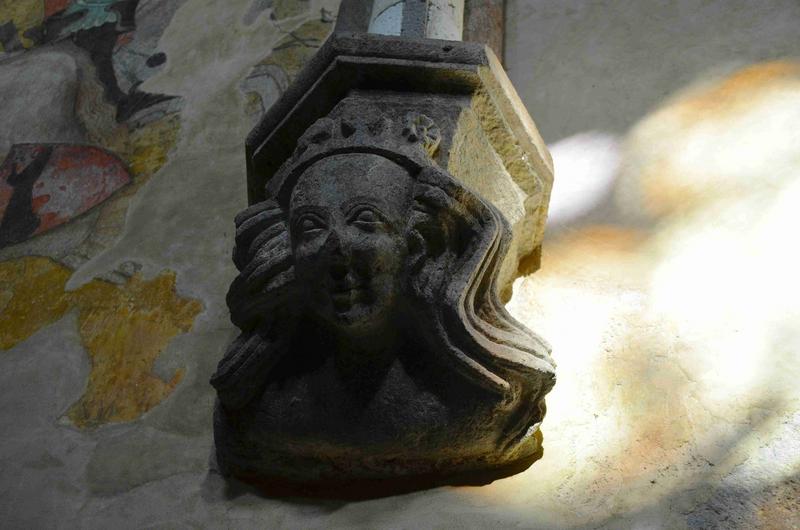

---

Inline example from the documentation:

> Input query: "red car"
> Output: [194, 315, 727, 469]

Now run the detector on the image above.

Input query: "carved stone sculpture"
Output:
[212, 34, 555, 494]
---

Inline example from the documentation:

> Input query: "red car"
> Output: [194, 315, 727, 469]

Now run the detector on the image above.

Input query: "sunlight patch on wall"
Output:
[487, 60, 800, 524]
[547, 132, 620, 225]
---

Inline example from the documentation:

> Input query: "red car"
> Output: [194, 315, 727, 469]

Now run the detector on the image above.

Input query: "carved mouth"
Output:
[330, 287, 365, 310]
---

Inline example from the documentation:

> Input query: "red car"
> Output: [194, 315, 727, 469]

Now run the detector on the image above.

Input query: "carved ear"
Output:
[406, 167, 477, 297]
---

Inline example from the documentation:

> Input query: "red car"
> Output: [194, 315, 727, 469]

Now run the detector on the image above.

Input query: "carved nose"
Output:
[326, 229, 346, 256]
[325, 230, 349, 281]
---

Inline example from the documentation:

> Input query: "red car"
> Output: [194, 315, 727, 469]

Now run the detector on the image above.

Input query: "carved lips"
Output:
[330, 284, 368, 312]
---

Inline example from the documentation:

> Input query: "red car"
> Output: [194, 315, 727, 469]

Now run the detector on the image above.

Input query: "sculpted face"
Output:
[289, 153, 413, 332]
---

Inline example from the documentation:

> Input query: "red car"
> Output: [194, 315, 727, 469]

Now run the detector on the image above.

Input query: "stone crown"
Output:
[268, 107, 442, 205]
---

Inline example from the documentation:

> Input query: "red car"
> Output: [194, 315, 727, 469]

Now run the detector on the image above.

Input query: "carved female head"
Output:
[289, 153, 413, 333]
[212, 106, 555, 427]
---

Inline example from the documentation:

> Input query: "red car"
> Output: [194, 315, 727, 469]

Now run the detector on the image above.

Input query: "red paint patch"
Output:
[0, 184, 11, 221]
[45, 0, 73, 17]
[31, 194, 51, 210]
[39, 211, 67, 231]
[0, 144, 131, 241]
[116, 32, 135, 49]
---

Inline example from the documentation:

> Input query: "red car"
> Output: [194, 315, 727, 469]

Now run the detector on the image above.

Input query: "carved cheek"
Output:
[351, 231, 406, 277]
[292, 233, 329, 278]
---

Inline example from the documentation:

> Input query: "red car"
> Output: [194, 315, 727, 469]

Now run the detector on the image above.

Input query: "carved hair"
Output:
[211, 108, 555, 441]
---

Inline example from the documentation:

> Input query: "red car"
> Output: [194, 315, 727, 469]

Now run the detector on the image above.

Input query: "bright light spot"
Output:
[547, 132, 621, 224]
[498, 62, 800, 522]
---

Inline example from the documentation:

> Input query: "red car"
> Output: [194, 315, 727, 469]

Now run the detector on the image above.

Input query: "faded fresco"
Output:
[0, 0, 336, 439]
[0, 0, 197, 431]
[2, 0, 800, 529]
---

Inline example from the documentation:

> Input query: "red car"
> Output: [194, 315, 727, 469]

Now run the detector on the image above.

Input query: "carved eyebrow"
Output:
[341, 195, 391, 217]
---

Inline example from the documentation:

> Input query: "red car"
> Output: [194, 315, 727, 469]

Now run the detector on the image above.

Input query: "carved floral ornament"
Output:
[211, 102, 555, 491]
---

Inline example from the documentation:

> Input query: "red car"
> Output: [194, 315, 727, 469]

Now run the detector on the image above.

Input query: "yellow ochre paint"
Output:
[0, 0, 44, 49]
[0, 257, 203, 428]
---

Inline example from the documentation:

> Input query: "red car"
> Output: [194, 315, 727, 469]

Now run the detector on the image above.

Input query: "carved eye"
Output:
[295, 214, 326, 237]
[350, 206, 385, 231]
[355, 209, 377, 223]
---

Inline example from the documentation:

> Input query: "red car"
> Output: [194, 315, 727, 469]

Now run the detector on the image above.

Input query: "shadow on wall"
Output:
[500, 60, 800, 527]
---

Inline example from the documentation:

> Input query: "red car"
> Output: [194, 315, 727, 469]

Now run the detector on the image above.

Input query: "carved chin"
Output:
[330, 302, 382, 328]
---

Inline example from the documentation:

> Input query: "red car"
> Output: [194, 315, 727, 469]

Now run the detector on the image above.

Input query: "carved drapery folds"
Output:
[212, 34, 555, 494]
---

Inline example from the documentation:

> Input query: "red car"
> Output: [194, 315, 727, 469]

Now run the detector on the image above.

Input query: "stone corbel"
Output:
[212, 10, 555, 496]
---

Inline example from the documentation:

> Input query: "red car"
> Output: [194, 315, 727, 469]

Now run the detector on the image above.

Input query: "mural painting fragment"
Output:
[0, 0, 44, 51]
[1, 1, 183, 123]
[272, 0, 311, 20]
[0, 0, 186, 272]
[0, 0, 333, 432]
[0, 256, 203, 428]
[45, 0, 72, 17]
[60, 0, 122, 34]
[38, 0, 185, 123]
[0, 1, 201, 431]
[241, 14, 334, 121]
[0, 144, 130, 248]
